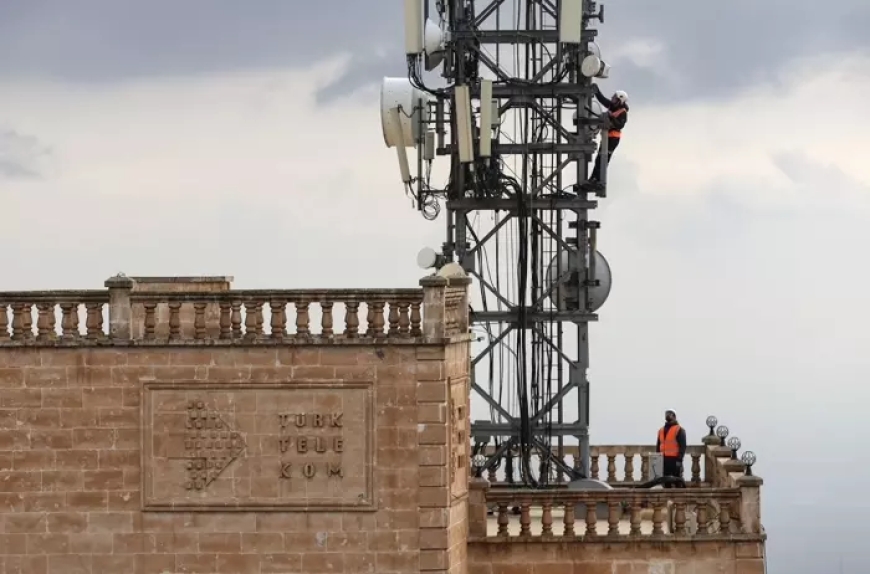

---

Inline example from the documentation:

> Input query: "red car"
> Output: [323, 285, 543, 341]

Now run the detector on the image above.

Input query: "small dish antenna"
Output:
[417, 247, 445, 270]
[581, 55, 610, 79]
[424, 19, 446, 71]
[545, 249, 612, 312]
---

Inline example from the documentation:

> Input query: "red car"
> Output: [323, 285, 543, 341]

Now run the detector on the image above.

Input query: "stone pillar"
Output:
[701, 434, 719, 484]
[105, 274, 134, 340]
[737, 474, 764, 534]
[420, 275, 448, 340]
[416, 343, 452, 574]
[468, 478, 490, 538]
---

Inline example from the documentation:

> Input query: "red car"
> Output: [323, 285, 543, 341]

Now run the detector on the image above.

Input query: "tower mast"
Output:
[382, 0, 614, 485]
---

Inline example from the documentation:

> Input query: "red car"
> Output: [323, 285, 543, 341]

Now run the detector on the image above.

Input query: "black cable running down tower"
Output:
[381, 0, 616, 486]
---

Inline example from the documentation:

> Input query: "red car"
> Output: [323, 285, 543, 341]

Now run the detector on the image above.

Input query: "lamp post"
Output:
[727, 436, 741, 460]
[705, 416, 718, 438]
[740, 451, 757, 476]
[715, 425, 729, 447]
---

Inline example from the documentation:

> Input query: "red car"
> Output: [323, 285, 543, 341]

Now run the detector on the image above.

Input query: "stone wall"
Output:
[468, 539, 766, 574]
[0, 272, 474, 574]
[0, 344, 464, 573]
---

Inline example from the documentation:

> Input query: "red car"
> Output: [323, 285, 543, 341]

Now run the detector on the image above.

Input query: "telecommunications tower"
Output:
[380, 0, 616, 486]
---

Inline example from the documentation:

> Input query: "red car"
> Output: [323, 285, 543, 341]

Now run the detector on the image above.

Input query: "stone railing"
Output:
[0, 272, 471, 345]
[468, 478, 765, 540]
[482, 444, 709, 486]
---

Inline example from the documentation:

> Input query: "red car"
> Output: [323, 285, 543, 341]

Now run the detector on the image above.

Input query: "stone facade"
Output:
[0, 273, 766, 574]
[0, 272, 473, 573]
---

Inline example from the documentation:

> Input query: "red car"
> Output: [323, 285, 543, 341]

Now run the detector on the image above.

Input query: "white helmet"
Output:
[613, 90, 628, 104]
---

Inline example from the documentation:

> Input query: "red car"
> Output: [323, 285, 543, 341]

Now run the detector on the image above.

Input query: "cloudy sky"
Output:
[2, 1, 869, 572]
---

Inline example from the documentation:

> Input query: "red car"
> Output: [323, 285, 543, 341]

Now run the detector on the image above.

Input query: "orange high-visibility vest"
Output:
[608, 108, 626, 138]
[658, 424, 682, 458]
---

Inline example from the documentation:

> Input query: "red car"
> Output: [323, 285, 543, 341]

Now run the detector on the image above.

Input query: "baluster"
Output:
[607, 501, 620, 537]
[48, 304, 56, 338]
[497, 503, 509, 537]
[193, 302, 207, 340]
[486, 467, 496, 483]
[344, 302, 360, 337]
[718, 500, 731, 534]
[243, 302, 260, 340]
[641, 455, 650, 482]
[168, 302, 182, 340]
[674, 502, 688, 535]
[398, 302, 411, 336]
[230, 302, 242, 339]
[629, 501, 642, 536]
[218, 302, 232, 339]
[590, 455, 600, 480]
[696, 500, 709, 535]
[519, 501, 531, 537]
[0, 304, 8, 341]
[730, 500, 741, 530]
[60, 303, 79, 341]
[143, 302, 157, 340]
[295, 301, 310, 339]
[255, 304, 264, 335]
[85, 303, 103, 339]
[624, 454, 635, 483]
[21, 304, 33, 339]
[387, 302, 400, 336]
[691, 454, 702, 483]
[409, 301, 421, 336]
[563, 501, 575, 537]
[585, 502, 598, 537]
[365, 303, 375, 337]
[651, 501, 665, 536]
[320, 302, 334, 337]
[270, 300, 286, 340]
[85, 303, 105, 341]
[541, 501, 553, 537]
[10, 303, 25, 341]
[607, 455, 617, 482]
[372, 302, 385, 338]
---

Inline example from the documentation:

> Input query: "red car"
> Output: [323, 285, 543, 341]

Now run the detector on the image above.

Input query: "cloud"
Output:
[4, 0, 868, 109]
[1, 48, 870, 572]
[0, 0, 401, 83]
[0, 128, 50, 179]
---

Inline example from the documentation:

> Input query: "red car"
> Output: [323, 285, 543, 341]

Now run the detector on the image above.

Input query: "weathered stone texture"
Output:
[0, 344, 462, 574]
[467, 540, 766, 574]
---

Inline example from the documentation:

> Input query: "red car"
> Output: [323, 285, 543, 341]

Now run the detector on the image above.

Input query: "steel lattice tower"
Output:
[383, 0, 614, 486]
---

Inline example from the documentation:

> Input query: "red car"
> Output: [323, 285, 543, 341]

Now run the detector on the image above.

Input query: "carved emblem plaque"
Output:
[141, 382, 374, 512]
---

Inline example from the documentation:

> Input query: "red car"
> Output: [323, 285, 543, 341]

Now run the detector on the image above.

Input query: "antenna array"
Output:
[381, 0, 616, 485]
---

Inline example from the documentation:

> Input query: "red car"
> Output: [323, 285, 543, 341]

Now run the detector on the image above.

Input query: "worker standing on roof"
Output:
[656, 409, 687, 489]
[588, 84, 628, 187]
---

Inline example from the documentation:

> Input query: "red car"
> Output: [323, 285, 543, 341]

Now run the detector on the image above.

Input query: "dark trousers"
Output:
[662, 457, 686, 489]
[590, 136, 621, 181]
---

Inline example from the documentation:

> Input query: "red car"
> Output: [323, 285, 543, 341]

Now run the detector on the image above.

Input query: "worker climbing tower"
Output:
[380, 0, 617, 485]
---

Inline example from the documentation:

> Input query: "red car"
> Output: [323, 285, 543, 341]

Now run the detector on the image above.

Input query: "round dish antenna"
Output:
[424, 19, 446, 71]
[581, 55, 610, 79]
[417, 247, 439, 269]
[545, 249, 612, 312]
[380, 77, 431, 148]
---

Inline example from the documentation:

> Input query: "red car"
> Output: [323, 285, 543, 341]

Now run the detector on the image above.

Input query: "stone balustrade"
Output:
[482, 444, 709, 485]
[469, 479, 764, 540]
[0, 273, 471, 345]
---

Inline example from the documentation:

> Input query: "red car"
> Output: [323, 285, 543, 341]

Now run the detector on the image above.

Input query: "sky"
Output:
[1, 1, 869, 572]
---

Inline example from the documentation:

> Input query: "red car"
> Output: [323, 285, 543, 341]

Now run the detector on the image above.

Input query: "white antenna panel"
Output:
[404, 0, 424, 54]
[380, 77, 430, 149]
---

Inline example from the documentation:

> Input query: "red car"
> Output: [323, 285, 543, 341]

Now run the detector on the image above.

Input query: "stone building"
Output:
[0, 273, 765, 574]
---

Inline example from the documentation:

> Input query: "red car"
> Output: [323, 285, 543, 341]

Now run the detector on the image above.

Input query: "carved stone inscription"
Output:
[142, 382, 374, 511]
